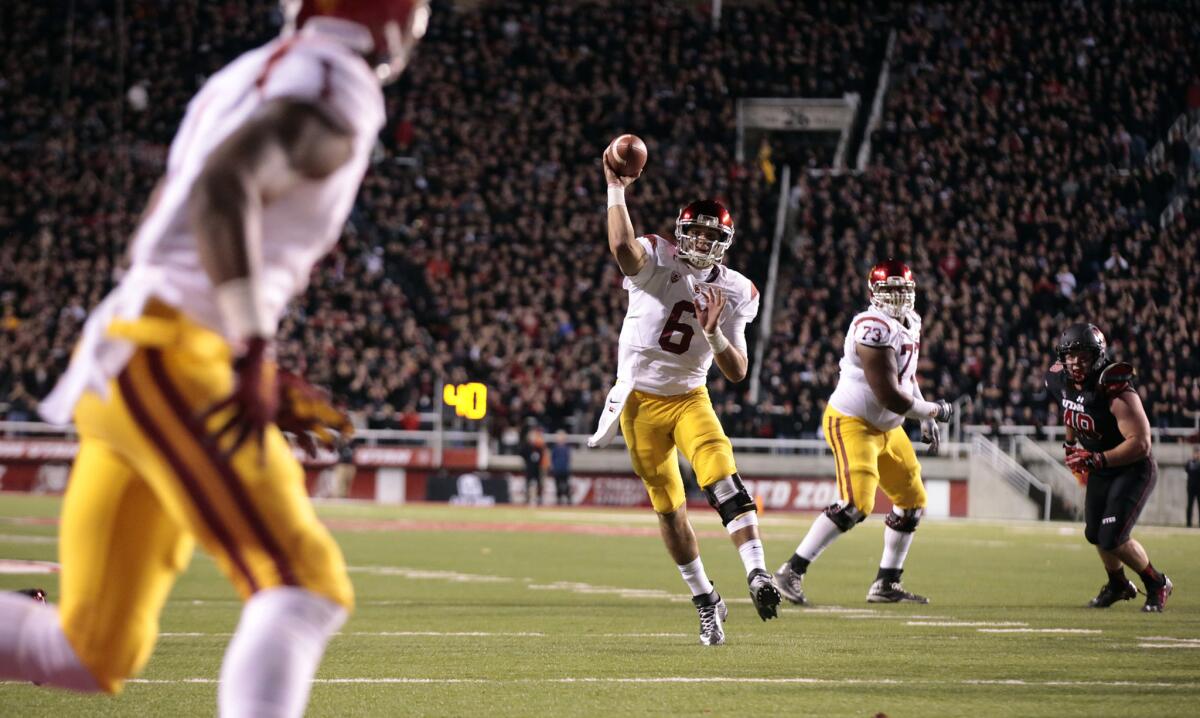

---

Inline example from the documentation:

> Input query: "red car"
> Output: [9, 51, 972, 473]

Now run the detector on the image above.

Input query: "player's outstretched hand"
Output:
[694, 284, 727, 333]
[920, 418, 941, 456]
[603, 152, 641, 189]
[202, 337, 278, 461]
[276, 370, 354, 458]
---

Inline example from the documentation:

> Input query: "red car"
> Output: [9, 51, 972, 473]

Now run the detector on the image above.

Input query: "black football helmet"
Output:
[1056, 323, 1107, 383]
[675, 199, 734, 268]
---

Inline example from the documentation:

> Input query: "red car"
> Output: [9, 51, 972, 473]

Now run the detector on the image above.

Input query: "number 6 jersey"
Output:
[617, 234, 759, 395]
[828, 306, 923, 431]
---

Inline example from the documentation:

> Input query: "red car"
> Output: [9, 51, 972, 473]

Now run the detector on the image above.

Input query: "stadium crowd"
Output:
[757, 0, 1200, 438]
[1, 0, 1197, 443]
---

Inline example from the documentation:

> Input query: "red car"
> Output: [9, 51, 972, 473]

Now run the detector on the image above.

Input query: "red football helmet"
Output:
[868, 259, 916, 318]
[675, 199, 735, 268]
[285, 0, 430, 84]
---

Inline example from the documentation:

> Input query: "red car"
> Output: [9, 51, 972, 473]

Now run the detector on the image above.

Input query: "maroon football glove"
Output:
[275, 370, 354, 458]
[1064, 443, 1105, 485]
[202, 337, 278, 459]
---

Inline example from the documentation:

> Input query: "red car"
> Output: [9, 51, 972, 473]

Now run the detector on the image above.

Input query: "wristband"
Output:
[704, 328, 730, 354]
[214, 277, 274, 342]
[607, 186, 626, 208]
[904, 397, 940, 420]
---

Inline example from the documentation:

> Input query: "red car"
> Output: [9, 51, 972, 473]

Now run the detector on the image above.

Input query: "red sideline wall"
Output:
[0, 439, 968, 516]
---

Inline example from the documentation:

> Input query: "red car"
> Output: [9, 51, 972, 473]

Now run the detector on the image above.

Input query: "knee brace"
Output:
[884, 507, 924, 533]
[703, 474, 756, 526]
[823, 502, 867, 532]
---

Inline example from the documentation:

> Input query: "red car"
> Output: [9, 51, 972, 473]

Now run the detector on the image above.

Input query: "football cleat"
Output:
[692, 588, 727, 646]
[14, 588, 46, 603]
[747, 568, 781, 621]
[774, 562, 810, 606]
[867, 579, 930, 604]
[1142, 576, 1173, 613]
[1087, 580, 1138, 608]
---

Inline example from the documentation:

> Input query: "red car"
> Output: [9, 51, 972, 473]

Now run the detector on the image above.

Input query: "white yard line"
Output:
[1138, 643, 1200, 649]
[908, 621, 1029, 627]
[977, 628, 1101, 634]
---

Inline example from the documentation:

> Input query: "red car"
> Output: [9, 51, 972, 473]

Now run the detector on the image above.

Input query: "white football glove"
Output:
[921, 418, 941, 456]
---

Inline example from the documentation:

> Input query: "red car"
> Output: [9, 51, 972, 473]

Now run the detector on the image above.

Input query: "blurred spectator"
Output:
[551, 431, 572, 506]
[520, 424, 547, 506]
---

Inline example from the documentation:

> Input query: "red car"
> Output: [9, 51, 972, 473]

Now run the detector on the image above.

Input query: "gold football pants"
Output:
[823, 404, 926, 515]
[620, 386, 738, 513]
[59, 302, 352, 692]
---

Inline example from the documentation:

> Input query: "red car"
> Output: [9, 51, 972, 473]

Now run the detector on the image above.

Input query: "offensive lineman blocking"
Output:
[775, 261, 954, 605]
[590, 150, 780, 646]
[0, 2, 428, 715]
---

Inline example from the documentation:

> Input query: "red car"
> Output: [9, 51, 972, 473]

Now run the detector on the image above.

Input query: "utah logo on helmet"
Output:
[286, 0, 430, 83]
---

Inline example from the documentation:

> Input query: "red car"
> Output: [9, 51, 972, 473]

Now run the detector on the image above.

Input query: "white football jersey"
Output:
[616, 234, 759, 396]
[40, 26, 384, 424]
[827, 306, 923, 431]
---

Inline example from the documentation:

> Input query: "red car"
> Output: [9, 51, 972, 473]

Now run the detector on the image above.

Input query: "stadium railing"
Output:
[971, 435, 1052, 521]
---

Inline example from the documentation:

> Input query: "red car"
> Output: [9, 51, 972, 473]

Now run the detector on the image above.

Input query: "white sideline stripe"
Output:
[170, 599, 418, 607]
[908, 621, 1028, 627]
[158, 631, 687, 639]
[0, 533, 57, 544]
[1137, 636, 1200, 643]
[977, 628, 1101, 634]
[349, 566, 512, 584]
[120, 677, 1200, 688]
[357, 631, 547, 637]
[1138, 643, 1200, 649]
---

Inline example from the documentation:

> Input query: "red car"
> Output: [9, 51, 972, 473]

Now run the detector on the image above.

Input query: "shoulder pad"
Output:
[851, 312, 894, 347]
[1044, 362, 1064, 390]
[1098, 361, 1135, 391]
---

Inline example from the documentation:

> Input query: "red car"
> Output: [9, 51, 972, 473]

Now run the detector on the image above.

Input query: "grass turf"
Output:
[1, 494, 1198, 717]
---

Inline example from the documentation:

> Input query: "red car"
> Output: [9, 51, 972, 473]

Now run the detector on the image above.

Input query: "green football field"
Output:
[1, 494, 1198, 717]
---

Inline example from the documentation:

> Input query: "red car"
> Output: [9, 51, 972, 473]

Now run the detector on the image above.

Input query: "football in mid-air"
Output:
[605, 134, 648, 177]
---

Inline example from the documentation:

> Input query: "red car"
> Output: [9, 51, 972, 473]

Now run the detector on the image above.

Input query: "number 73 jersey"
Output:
[828, 306, 923, 431]
[617, 234, 760, 395]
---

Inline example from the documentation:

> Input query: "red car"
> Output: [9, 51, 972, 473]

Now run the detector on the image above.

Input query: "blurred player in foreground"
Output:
[1048, 323, 1171, 611]
[0, 1, 428, 714]
[589, 152, 780, 647]
[775, 261, 954, 605]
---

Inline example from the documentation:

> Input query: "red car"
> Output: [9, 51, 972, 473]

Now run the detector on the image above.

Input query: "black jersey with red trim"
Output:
[1045, 361, 1138, 457]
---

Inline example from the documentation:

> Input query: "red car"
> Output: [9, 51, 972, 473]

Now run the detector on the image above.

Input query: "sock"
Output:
[219, 587, 347, 718]
[1137, 563, 1165, 588]
[1106, 567, 1129, 586]
[787, 554, 811, 574]
[880, 525, 916, 571]
[677, 557, 715, 597]
[876, 567, 903, 583]
[737, 539, 766, 577]
[795, 513, 844, 564]
[0, 592, 99, 692]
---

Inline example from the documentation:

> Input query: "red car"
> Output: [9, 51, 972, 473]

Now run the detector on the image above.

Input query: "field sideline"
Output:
[2, 494, 1198, 717]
